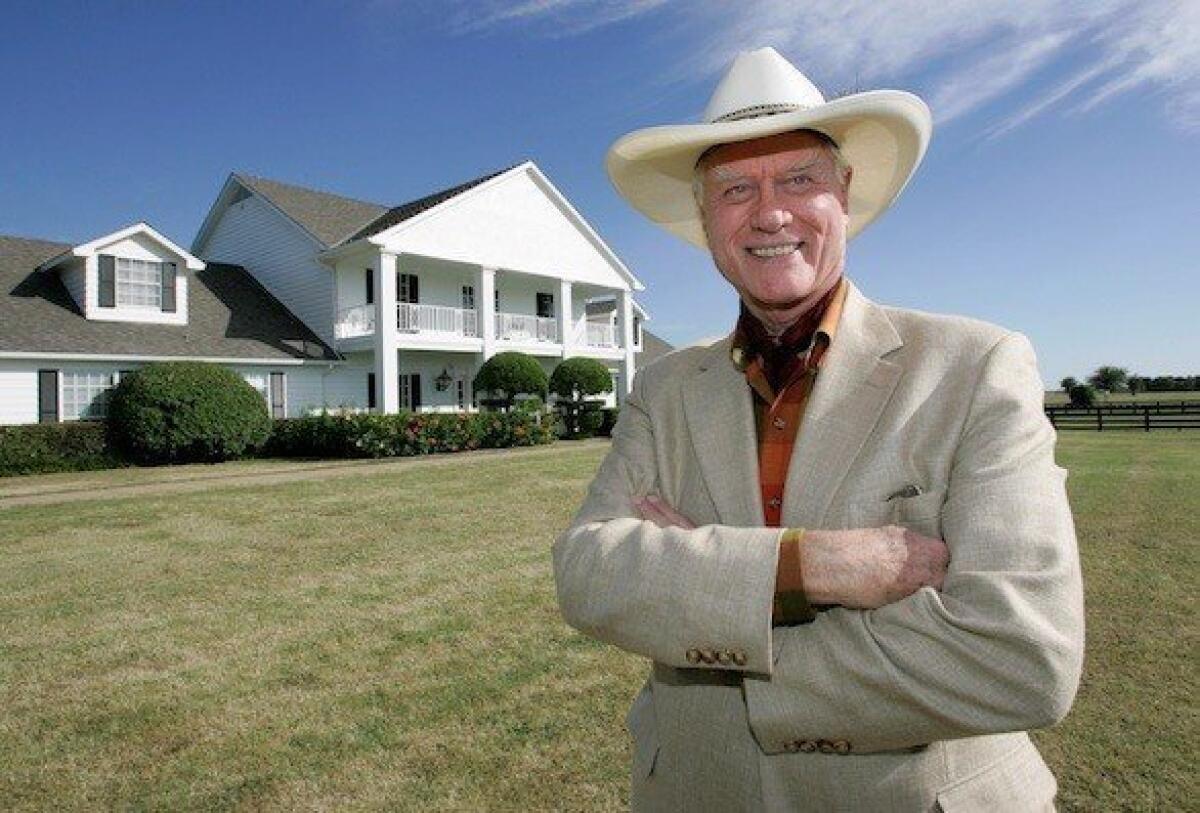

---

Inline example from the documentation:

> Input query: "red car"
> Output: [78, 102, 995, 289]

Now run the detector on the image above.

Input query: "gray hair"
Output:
[692, 129, 851, 213]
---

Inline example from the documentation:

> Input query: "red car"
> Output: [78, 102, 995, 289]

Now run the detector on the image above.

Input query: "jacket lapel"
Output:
[783, 282, 904, 528]
[681, 338, 765, 527]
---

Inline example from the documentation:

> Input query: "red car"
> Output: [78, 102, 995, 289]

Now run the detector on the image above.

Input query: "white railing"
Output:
[583, 321, 618, 348]
[398, 303, 480, 337]
[496, 312, 558, 343]
[335, 304, 376, 339]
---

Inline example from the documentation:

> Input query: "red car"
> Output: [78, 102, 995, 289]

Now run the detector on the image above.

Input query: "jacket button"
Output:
[798, 740, 817, 753]
[783, 740, 800, 753]
[717, 650, 733, 665]
[685, 648, 702, 664]
[818, 740, 835, 754]
[731, 651, 747, 666]
[699, 648, 717, 664]
[833, 740, 851, 755]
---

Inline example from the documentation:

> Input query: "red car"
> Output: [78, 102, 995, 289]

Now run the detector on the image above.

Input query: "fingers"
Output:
[634, 495, 698, 530]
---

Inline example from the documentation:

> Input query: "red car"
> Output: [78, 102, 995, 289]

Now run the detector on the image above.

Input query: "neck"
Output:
[742, 276, 843, 337]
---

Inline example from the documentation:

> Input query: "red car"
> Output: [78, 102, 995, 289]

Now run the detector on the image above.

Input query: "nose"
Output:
[750, 188, 792, 233]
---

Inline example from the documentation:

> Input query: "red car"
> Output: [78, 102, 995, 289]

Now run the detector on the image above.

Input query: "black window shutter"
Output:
[270, 372, 286, 419]
[367, 373, 376, 409]
[537, 293, 554, 318]
[98, 255, 116, 308]
[161, 262, 177, 312]
[410, 373, 422, 411]
[365, 268, 374, 305]
[409, 274, 419, 304]
[38, 369, 58, 423]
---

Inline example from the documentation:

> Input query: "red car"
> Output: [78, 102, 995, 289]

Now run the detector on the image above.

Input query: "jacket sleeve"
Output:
[552, 365, 784, 675]
[742, 331, 1086, 754]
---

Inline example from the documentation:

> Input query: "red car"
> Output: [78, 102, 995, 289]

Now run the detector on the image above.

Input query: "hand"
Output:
[635, 495, 697, 530]
[801, 526, 949, 609]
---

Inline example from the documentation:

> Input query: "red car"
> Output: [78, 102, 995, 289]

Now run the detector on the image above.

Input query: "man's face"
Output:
[698, 130, 851, 331]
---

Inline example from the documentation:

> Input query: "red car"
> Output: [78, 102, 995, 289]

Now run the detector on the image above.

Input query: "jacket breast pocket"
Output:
[846, 487, 946, 539]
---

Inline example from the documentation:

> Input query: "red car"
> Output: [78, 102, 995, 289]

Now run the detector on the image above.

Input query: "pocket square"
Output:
[885, 484, 923, 501]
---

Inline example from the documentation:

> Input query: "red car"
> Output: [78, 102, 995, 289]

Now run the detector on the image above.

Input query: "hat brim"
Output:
[605, 90, 932, 248]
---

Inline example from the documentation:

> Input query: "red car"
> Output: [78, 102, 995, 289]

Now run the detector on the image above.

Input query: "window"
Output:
[270, 372, 286, 419]
[365, 268, 374, 305]
[633, 315, 642, 344]
[398, 272, 419, 304]
[536, 292, 555, 319]
[456, 379, 467, 410]
[368, 373, 377, 410]
[115, 258, 163, 309]
[399, 373, 422, 411]
[462, 285, 475, 310]
[61, 371, 118, 420]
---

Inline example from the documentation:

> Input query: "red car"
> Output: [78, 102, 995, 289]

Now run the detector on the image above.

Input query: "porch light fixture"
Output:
[434, 368, 453, 392]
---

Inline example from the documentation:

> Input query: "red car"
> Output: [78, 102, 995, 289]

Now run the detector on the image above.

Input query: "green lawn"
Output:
[0, 435, 1195, 811]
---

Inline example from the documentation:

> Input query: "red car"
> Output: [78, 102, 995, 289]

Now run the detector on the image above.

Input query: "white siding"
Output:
[396, 350, 480, 413]
[60, 257, 86, 312]
[0, 362, 40, 424]
[197, 193, 335, 347]
[382, 168, 633, 290]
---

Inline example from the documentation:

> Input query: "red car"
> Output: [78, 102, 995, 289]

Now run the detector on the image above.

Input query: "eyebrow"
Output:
[706, 157, 824, 183]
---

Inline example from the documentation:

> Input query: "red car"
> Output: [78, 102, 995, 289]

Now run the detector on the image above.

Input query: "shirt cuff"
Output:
[773, 528, 817, 626]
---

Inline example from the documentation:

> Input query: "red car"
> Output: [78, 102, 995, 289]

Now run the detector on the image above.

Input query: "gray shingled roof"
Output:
[639, 329, 674, 365]
[0, 235, 338, 361]
[236, 166, 517, 249]
[234, 174, 389, 247]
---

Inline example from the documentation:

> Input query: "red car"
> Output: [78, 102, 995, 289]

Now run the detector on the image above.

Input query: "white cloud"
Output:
[440, 0, 1200, 134]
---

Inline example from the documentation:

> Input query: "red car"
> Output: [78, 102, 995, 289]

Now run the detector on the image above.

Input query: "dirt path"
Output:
[0, 440, 609, 510]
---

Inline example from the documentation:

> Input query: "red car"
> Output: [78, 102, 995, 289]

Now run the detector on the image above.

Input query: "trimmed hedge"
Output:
[109, 362, 272, 464]
[0, 422, 123, 477]
[265, 411, 555, 459]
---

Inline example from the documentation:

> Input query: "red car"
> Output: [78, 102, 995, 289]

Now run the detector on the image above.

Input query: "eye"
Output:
[785, 174, 813, 188]
[721, 183, 753, 202]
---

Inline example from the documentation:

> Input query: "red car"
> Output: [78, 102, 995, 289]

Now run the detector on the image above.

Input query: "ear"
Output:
[839, 166, 853, 211]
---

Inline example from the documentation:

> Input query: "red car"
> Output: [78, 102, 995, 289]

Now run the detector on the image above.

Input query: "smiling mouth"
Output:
[747, 242, 802, 258]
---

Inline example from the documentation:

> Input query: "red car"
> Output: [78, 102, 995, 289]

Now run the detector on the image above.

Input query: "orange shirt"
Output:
[730, 279, 847, 624]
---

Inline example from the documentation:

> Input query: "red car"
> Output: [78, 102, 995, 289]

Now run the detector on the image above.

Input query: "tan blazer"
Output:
[553, 282, 1085, 812]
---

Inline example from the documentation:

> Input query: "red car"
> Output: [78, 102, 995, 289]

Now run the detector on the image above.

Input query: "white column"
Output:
[618, 289, 636, 398]
[558, 279, 573, 357]
[479, 266, 497, 360]
[375, 251, 400, 413]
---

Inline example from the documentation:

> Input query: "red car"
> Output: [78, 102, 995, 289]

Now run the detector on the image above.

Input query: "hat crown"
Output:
[703, 47, 826, 124]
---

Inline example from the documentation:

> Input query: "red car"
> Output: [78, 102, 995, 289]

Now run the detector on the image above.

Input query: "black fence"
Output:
[1045, 401, 1200, 431]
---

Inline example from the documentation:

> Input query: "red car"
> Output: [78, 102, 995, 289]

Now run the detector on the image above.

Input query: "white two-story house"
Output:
[193, 162, 647, 414]
[0, 162, 663, 425]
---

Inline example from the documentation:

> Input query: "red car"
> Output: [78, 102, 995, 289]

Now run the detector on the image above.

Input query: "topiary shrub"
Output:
[0, 422, 123, 477]
[108, 362, 272, 464]
[550, 357, 614, 438]
[473, 352, 548, 412]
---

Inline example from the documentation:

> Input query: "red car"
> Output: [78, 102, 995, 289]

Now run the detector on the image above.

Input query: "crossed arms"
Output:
[553, 332, 1085, 753]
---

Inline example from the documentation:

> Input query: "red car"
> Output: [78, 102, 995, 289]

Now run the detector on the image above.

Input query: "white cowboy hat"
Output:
[606, 47, 932, 247]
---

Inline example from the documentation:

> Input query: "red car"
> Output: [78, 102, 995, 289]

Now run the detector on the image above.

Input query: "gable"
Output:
[374, 166, 640, 291]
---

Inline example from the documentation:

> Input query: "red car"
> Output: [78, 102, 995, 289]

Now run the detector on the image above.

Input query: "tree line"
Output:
[1058, 366, 1199, 407]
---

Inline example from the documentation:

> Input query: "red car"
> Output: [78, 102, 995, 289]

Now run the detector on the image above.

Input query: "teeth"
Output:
[748, 243, 799, 258]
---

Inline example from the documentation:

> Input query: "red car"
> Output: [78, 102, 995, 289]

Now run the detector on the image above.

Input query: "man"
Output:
[553, 47, 1085, 811]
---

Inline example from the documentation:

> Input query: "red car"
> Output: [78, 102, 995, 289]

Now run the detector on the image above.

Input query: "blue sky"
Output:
[1, 0, 1196, 386]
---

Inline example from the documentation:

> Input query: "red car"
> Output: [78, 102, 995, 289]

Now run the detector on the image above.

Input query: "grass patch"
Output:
[0, 435, 1195, 810]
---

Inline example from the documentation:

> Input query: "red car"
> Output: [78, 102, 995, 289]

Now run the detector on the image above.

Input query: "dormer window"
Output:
[98, 255, 177, 312]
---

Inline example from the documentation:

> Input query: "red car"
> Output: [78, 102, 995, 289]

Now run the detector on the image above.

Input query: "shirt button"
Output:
[768, 496, 782, 509]
[773, 417, 787, 430]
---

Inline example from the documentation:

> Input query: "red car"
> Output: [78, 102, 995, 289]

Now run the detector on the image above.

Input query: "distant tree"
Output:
[1127, 375, 1145, 396]
[1088, 366, 1128, 394]
[1060, 376, 1078, 393]
[473, 352, 548, 412]
[1067, 383, 1097, 408]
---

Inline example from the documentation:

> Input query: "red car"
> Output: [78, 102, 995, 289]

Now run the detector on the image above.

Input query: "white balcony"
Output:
[335, 304, 376, 339]
[398, 303, 479, 337]
[496, 312, 558, 343]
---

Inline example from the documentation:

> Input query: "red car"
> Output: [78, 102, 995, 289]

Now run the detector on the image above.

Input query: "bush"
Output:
[265, 411, 554, 459]
[108, 362, 272, 465]
[550, 358, 614, 439]
[474, 352, 548, 412]
[0, 422, 123, 477]
[1067, 383, 1097, 408]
